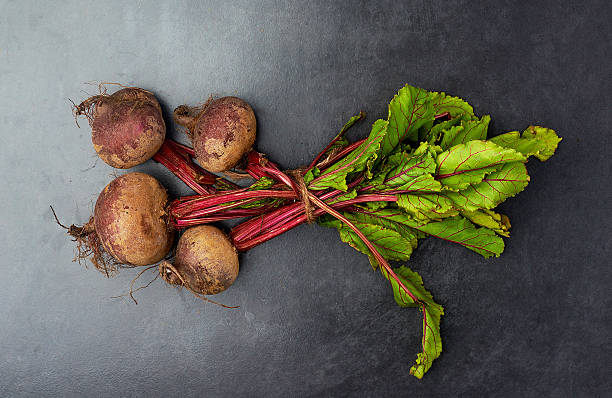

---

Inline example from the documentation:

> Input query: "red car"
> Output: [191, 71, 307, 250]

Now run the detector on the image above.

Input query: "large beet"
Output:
[174, 96, 256, 172]
[94, 172, 174, 266]
[76, 87, 166, 169]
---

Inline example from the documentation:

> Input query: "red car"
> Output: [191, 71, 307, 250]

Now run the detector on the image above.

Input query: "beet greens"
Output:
[158, 84, 562, 378]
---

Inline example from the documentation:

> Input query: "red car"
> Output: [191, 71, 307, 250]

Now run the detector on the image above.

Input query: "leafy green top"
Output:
[310, 84, 560, 378]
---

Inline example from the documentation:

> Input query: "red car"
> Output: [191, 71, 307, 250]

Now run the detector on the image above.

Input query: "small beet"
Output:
[160, 225, 239, 295]
[76, 87, 166, 169]
[174, 96, 256, 172]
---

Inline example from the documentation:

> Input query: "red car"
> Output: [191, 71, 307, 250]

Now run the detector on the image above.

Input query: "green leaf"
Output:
[319, 212, 417, 264]
[436, 140, 526, 190]
[323, 209, 444, 378]
[440, 115, 491, 149]
[382, 85, 435, 156]
[408, 215, 505, 258]
[410, 305, 443, 379]
[446, 161, 530, 211]
[438, 125, 463, 149]
[308, 119, 387, 191]
[391, 174, 441, 194]
[341, 208, 422, 237]
[367, 143, 440, 193]
[397, 193, 458, 221]
[341, 208, 505, 258]
[356, 200, 389, 211]
[461, 209, 511, 237]
[323, 137, 349, 157]
[379, 265, 443, 379]
[338, 111, 366, 136]
[302, 166, 320, 185]
[424, 116, 462, 144]
[489, 126, 561, 161]
[430, 91, 475, 118]
[419, 91, 476, 144]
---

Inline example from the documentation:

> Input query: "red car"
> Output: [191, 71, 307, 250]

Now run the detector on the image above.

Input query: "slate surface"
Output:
[1, 1, 610, 397]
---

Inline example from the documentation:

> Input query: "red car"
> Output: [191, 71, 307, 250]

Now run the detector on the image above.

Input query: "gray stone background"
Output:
[1, 1, 610, 397]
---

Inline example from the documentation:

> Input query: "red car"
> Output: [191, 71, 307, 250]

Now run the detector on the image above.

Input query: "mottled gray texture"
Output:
[1, 0, 610, 397]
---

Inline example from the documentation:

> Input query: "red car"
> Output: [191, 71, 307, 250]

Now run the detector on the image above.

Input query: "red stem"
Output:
[303, 111, 365, 174]
[153, 139, 240, 194]
[171, 189, 295, 219]
[231, 194, 398, 250]
[168, 139, 196, 156]
[176, 197, 264, 219]
[317, 139, 365, 171]
[230, 173, 365, 242]
[153, 148, 214, 194]
[230, 187, 340, 242]
[160, 140, 216, 186]
[174, 208, 273, 227]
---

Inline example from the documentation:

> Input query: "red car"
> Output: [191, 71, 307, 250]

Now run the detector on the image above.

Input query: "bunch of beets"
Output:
[60, 84, 560, 378]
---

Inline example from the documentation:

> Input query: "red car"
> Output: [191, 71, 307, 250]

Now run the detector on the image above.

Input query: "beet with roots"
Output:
[75, 87, 166, 169]
[173, 96, 256, 172]
[160, 225, 239, 295]
[66, 172, 174, 274]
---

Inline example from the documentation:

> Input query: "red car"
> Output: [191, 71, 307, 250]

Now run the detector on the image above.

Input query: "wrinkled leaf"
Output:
[303, 166, 320, 185]
[383, 85, 435, 155]
[356, 200, 390, 211]
[490, 126, 561, 161]
[397, 193, 458, 221]
[320, 212, 417, 264]
[408, 215, 505, 258]
[425, 116, 462, 144]
[431, 91, 475, 118]
[436, 140, 526, 190]
[379, 265, 443, 379]
[366, 143, 440, 193]
[461, 209, 511, 237]
[440, 115, 491, 149]
[446, 161, 529, 211]
[419, 91, 476, 144]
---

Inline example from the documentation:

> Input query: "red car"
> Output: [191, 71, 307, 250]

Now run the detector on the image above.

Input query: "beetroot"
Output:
[75, 87, 166, 169]
[94, 172, 174, 265]
[173, 96, 256, 172]
[160, 225, 239, 295]
[66, 172, 174, 274]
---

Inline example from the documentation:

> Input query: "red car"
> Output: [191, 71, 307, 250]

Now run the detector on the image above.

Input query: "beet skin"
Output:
[174, 96, 256, 172]
[162, 225, 239, 295]
[94, 172, 174, 265]
[80, 87, 166, 169]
